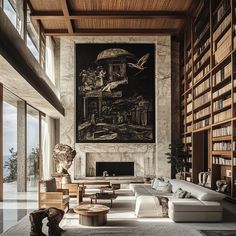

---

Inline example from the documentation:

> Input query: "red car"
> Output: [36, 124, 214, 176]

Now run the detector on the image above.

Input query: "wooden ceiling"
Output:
[28, 0, 197, 36]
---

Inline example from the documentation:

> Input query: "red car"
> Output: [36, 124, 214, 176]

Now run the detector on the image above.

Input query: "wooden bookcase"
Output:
[180, 0, 236, 198]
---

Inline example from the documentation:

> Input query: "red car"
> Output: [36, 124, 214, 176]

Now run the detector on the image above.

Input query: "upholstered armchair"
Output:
[62, 183, 85, 203]
[39, 178, 70, 211]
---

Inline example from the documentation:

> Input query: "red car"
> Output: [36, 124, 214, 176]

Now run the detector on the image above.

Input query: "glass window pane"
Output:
[27, 106, 39, 192]
[3, 0, 16, 27]
[27, 33, 39, 61]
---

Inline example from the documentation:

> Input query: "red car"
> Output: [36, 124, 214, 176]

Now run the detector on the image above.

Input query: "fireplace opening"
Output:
[96, 162, 134, 176]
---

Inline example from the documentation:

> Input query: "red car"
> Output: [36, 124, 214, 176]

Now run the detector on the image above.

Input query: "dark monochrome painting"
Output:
[76, 43, 155, 143]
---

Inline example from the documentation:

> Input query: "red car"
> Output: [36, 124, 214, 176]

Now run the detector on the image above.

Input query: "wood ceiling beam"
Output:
[31, 10, 187, 20]
[60, 0, 73, 34]
[44, 28, 178, 36]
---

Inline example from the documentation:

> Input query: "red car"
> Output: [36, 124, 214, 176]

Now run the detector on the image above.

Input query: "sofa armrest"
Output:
[57, 188, 69, 195]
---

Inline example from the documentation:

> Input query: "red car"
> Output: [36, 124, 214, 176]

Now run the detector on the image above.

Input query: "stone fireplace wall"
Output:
[59, 36, 171, 180]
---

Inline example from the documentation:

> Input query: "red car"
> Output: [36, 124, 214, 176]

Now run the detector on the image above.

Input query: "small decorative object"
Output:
[53, 144, 76, 184]
[103, 170, 108, 177]
[226, 170, 232, 178]
[144, 176, 151, 184]
[165, 143, 190, 180]
[216, 180, 228, 193]
[29, 207, 64, 236]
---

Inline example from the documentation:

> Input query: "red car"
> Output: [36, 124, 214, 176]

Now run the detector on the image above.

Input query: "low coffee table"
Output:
[74, 204, 110, 226]
[90, 193, 117, 207]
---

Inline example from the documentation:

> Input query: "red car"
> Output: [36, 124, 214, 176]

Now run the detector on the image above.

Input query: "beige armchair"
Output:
[62, 183, 85, 203]
[39, 178, 70, 211]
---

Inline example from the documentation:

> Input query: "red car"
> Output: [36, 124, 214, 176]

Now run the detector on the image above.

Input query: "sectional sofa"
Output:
[130, 178, 226, 222]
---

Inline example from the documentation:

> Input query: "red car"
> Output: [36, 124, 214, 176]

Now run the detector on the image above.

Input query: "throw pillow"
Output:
[152, 178, 160, 189]
[173, 188, 191, 198]
[155, 180, 172, 193]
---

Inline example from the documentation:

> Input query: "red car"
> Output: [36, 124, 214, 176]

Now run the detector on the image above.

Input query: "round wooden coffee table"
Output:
[74, 204, 110, 226]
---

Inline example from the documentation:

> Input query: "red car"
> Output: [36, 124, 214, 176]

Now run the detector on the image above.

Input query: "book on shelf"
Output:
[234, 157, 236, 166]
[212, 141, 232, 151]
[193, 91, 211, 109]
[194, 78, 210, 96]
[186, 93, 192, 103]
[194, 106, 211, 120]
[212, 156, 232, 165]
[194, 49, 210, 73]
[213, 83, 231, 99]
[187, 125, 192, 132]
[212, 125, 232, 137]
[215, 0, 230, 25]
[186, 136, 192, 143]
[213, 62, 231, 86]
[214, 32, 231, 64]
[213, 13, 231, 41]
[186, 114, 193, 123]
[194, 22, 210, 47]
[193, 117, 211, 130]
[214, 108, 231, 123]
[214, 28, 231, 52]
[194, 39, 210, 61]
[193, 64, 210, 84]
[213, 97, 231, 112]
[187, 102, 192, 113]
[186, 177, 191, 182]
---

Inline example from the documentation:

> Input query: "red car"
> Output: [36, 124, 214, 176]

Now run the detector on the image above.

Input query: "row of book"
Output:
[212, 141, 232, 151]
[214, 29, 231, 64]
[186, 93, 192, 103]
[214, 108, 231, 123]
[194, 49, 210, 73]
[187, 102, 193, 113]
[187, 124, 192, 132]
[212, 83, 231, 99]
[214, 28, 231, 52]
[193, 91, 211, 109]
[213, 13, 230, 42]
[213, 62, 231, 86]
[193, 38, 210, 62]
[194, 78, 210, 97]
[193, 117, 211, 130]
[186, 136, 192, 143]
[186, 157, 192, 163]
[194, 106, 211, 120]
[193, 64, 210, 84]
[214, 0, 230, 26]
[213, 97, 231, 112]
[186, 114, 192, 124]
[212, 125, 232, 137]
[186, 58, 192, 73]
[212, 156, 236, 165]
[194, 22, 210, 48]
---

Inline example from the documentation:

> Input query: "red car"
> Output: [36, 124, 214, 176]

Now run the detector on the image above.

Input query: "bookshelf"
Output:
[180, 0, 236, 199]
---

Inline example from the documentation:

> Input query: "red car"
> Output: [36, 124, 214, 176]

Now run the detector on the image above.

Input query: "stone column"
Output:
[17, 100, 27, 192]
[0, 84, 3, 200]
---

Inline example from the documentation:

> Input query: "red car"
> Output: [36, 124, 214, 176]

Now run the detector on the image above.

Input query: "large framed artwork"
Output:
[76, 43, 155, 143]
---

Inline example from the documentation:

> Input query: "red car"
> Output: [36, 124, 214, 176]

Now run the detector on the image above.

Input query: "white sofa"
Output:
[130, 179, 225, 222]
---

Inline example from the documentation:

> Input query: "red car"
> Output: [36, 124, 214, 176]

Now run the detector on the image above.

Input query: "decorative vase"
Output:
[61, 174, 71, 185]
[176, 172, 184, 180]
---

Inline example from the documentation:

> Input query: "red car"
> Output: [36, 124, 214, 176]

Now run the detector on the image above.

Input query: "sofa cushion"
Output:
[173, 188, 191, 198]
[169, 179, 225, 201]
[155, 182, 172, 193]
[168, 200, 222, 212]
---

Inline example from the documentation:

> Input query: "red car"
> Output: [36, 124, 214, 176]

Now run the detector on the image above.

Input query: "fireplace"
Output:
[96, 162, 134, 177]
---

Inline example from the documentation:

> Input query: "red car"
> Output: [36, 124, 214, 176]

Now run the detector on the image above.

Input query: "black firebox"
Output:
[96, 162, 134, 176]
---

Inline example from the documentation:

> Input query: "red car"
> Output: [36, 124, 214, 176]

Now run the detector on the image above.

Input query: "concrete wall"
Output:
[59, 36, 171, 180]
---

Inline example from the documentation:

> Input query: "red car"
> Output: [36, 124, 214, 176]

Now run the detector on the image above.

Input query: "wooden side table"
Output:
[74, 204, 110, 226]
[90, 193, 117, 208]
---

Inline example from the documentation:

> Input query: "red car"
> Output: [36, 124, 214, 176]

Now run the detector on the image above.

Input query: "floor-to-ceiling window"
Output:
[26, 105, 39, 192]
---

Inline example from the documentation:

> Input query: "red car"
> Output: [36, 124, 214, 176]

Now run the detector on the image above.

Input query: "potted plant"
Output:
[165, 143, 190, 180]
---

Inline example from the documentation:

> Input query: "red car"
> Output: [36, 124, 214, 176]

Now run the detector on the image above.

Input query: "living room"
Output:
[0, 0, 236, 235]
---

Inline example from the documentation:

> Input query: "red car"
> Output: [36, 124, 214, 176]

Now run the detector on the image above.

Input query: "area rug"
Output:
[200, 230, 236, 236]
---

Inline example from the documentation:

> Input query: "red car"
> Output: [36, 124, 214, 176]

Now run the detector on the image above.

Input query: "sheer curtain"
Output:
[42, 116, 56, 180]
